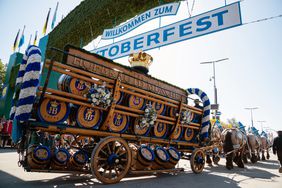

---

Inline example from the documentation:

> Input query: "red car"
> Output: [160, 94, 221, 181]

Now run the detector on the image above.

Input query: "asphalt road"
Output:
[0, 148, 281, 188]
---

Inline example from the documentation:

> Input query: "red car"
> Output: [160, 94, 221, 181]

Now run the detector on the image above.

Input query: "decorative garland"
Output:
[136, 103, 157, 129]
[180, 110, 193, 125]
[186, 88, 211, 140]
[10, 45, 42, 121]
[85, 82, 113, 108]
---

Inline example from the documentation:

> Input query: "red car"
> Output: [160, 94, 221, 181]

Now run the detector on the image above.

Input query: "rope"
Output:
[243, 14, 282, 26]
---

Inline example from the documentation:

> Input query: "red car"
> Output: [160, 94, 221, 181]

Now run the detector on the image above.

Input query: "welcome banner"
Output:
[93, 2, 242, 60]
[102, 2, 180, 39]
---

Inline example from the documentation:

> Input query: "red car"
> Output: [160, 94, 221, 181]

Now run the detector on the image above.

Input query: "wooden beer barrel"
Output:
[51, 148, 70, 170]
[170, 126, 183, 140]
[133, 118, 151, 136]
[166, 147, 181, 169]
[153, 122, 168, 138]
[76, 106, 103, 129]
[27, 145, 51, 169]
[152, 146, 170, 169]
[68, 149, 88, 170]
[128, 95, 146, 110]
[168, 107, 178, 117]
[108, 113, 129, 133]
[137, 146, 155, 167]
[58, 74, 89, 96]
[37, 98, 70, 123]
[184, 127, 194, 141]
[153, 102, 166, 115]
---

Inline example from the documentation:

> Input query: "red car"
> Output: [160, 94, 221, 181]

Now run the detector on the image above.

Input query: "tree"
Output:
[227, 118, 239, 128]
[0, 59, 7, 93]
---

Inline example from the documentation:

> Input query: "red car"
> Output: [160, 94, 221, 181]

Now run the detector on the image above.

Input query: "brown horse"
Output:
[246, 133, 261, 163]
[260, 136, 271, 160]
[222, 128, 247, 170]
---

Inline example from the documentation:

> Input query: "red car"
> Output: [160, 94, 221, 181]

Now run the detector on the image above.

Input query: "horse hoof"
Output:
[279, 167, 282, 173]
[262, 157, 266, 161]
[238, 164, 244, 168]
[207, 163, 213, 167]
[226, 166, 232, 170]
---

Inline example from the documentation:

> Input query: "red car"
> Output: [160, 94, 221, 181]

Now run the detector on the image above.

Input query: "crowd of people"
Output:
[0, 116, 13, 148]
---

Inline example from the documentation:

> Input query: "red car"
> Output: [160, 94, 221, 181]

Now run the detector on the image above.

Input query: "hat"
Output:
[194, 99, 200, 103]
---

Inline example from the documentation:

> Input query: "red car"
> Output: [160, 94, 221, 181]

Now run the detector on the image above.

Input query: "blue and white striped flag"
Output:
[18, 25, 25, 48]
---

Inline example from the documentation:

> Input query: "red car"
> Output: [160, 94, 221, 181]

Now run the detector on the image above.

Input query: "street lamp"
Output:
[200, 58, 229, 117]
[257, 120, 266, 131]
[244, 107, 258, 128]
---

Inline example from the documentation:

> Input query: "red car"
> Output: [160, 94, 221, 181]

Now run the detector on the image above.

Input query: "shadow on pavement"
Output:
[0, 160, 280, 188]
[205, 162, 280, 181]
[246, 160, 280, 170]
[0, 169, 241, 188]
[0, 148, 17, 153]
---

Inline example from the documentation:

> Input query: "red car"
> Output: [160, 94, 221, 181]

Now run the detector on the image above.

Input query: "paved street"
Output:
[0, 148, 281, 188]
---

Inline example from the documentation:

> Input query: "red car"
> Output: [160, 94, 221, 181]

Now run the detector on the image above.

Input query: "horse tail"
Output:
[223, 131, 233, 154]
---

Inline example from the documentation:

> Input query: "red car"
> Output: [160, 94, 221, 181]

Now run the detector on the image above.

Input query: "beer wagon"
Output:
[16, 45, 212, 184]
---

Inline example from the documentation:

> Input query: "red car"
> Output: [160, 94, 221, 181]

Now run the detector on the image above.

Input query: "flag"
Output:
[33, 31, 38, 45]
[13, 29, 20, 52]
[28, 34, 32, 47]
[18, 25, 25, 48]
[51, 2, 59, 29]
[43, 8, 51, 35]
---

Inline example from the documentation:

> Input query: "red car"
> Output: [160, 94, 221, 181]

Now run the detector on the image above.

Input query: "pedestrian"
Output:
[273, 130, 282, 173]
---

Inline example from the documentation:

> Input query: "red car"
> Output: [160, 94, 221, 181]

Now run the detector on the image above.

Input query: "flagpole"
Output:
[18, 25, 25, 52]
[28, 34, 32, 47]
[13, 29, 20, 52]
[43, 8, 51, 36]
[33, 31, 38, 45]
[51, 2, 59, 30]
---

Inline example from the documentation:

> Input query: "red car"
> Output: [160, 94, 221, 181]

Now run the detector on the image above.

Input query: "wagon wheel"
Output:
[91, 136, 132, 184]
[190, 148, 205, 174]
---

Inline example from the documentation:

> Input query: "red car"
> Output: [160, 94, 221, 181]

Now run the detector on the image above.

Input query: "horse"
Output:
[246, 133, 261, 163]
[260, 131, 271, 160]
[221, 128, 247, 170]
[206, 120, 223, 165]
[246, 127, 261, 163]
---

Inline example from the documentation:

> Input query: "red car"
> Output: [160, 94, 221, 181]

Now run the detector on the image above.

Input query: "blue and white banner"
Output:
[93, 2, 242, 60]
[102, 2, 180, 39]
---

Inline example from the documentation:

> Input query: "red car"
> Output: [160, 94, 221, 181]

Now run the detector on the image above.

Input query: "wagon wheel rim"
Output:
[190, 149, 205, 174]
[91, 136, 131, 184]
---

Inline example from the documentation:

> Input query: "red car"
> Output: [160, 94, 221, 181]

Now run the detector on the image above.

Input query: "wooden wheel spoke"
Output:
[115, 146, 123, 155]
[112, 141, 116, 153]
[117, 164, 125, 170]
[102, 168, 107, 177]
[107, 143, 112, 154]
[114, 166, 119, 176]
[120, 158, 128, 162]
[95, 157, 107, 161]
[100, 149, 109, 156]
[109, 169, 112, 179]
[99, 163, 107, 169]
[118, 150, 127, 157]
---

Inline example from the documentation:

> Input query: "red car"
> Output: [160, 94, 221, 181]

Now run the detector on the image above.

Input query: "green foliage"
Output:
[47, 0, 180, 60]
[0, 59, 7, 94]
[0, 59, 6, 85]
[227, 118, 239, 128]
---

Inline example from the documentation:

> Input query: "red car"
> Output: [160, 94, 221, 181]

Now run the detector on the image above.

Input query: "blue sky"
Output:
[0, 0, 281, 132]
